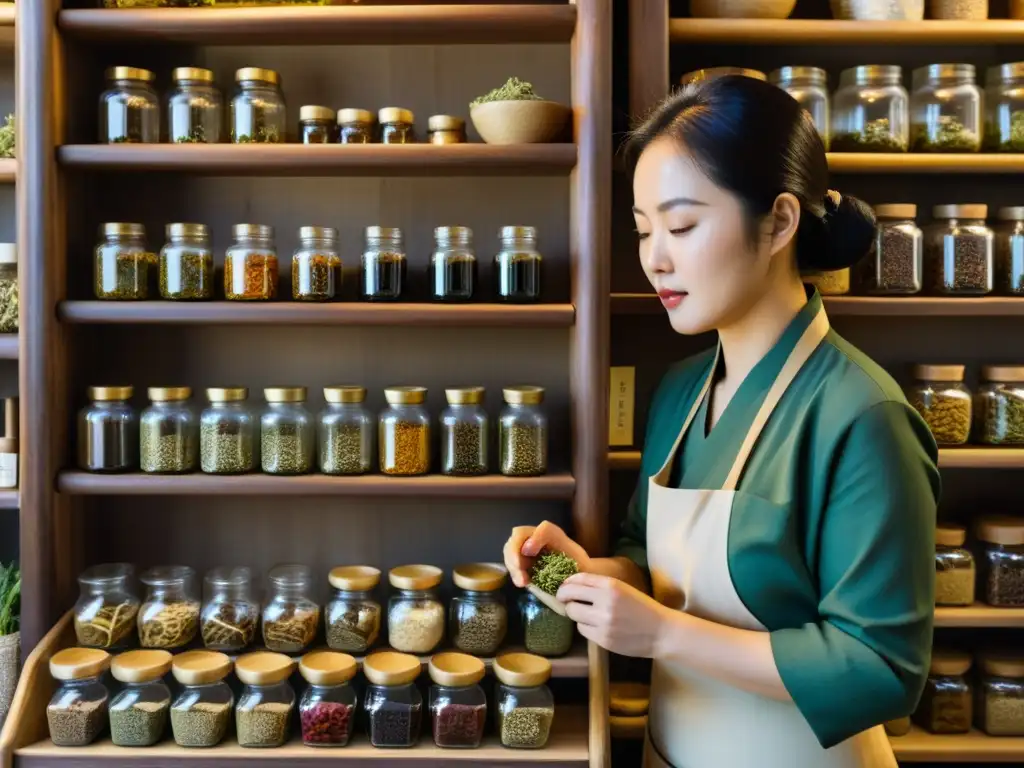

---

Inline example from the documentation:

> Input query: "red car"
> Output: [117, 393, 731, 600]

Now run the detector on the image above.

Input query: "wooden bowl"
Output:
[470, 100, 570, 145]
[689, 0, 797, 18]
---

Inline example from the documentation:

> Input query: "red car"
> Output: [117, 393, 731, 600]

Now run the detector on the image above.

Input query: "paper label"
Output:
[608, 367, 635, 447]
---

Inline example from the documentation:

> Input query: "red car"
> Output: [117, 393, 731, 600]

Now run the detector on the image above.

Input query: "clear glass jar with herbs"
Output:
[168, 67, 223, 144]
[935, 524, 975, 607]
[380, 386, 430, 476]
[985, 63, 1024, 152]
[300, 105, 336, 144]
[379, 107, 414, 144]
[429, 653, 487, 749]
[928, 204, 993, 295]
[160, 223, 214, 300]
[911, 64, 982, 152]
[139, 386, 198, 475]
[201, 566, 259, 652]
[520, 592, 574, 657]
[100, 66, 159, 144]
[225, 223, 278, 301]
[262, 564, 320, 653]
[108, 649, 173, 747]
[976, 654, 1024, 736]
[200, 387, 256, 474]
[169, 650, 234, 748]
[0, 244, 17, 333]
[428, 114, 466, 145]
[337, 108, 374, 144]
[862, 204, 923, 294]
[450, 563, 507, 656]
[500, 386, 548, 476]
[78, 386, 137, 473]
[495, 653, 555, 749]
[913, 651, 973, 734]
[769, 66, 830, 148]
[363, 651, 423, 748]
[319, 385, 373, 475]
[293, 226, 340, 301]
[361, 226, 407, 301]
[977, 516, 1024, 607]
[441, 387, 487, 476]
[46, 648, 111, 747]
[496, 226, 542, 302]
[976, 366, 1024, 445]
[299, 651, 359, 747]
[996, 206, 1024, 295]
[325, 565, 382, 653]
[831, 65, 909, 152]
[388, 565, 445, 654]
[235, 652, 296, 748]
[261, 387, 314, 474]
[74, 563, 140, 650]
[431, 226, 477, 302]
[231, 67, 285, 144]
[906, 365, 972, 445]
[138, 565, 201, 650]
[95, 222, 155, 300]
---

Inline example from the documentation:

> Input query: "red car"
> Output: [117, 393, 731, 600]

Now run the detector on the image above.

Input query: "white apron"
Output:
[642, 306, 896, 768]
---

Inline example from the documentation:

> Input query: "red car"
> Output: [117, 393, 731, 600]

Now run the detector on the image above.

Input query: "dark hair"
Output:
[626, 76, 875, 272]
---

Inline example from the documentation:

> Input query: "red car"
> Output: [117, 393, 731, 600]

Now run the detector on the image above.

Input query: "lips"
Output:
[657, 289, 686, 310]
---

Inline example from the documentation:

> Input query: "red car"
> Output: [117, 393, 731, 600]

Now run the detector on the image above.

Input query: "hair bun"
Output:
[797, 192, 876, 272]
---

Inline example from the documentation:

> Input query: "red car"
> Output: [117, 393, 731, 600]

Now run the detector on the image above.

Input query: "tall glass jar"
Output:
[261, 386, 314, 474]
[337, 108, 374, 144]
[976, 365, 1024, 445]
[985, 62, 1024, 152]
[0, 244, 15, 333]
[441, 387, 487, 476]
[361, 226, 407, 301]
[362, 651, 423, 748]
[293, 226, 340, 302]
[977, 654, 1024, 736]
[160, 223, 214, 300]
[388, 564, 445, 654]
[450, 563, 507, 655]
[831, 65, 909, 152]
[299, 651, 359, 747]
[262, 563, 319, 653]
[326, 565, 382, 653]
[928, 204, 993, 295]
[996, 206, 1024, 295]
[46, 648, 111, 747]
[95, 222, 155, 300]
[200, 566, 259, 652]
[906, 364, 972, 445]
[78, 386, 137, 472]
[976, 515, 1024, 607]
[500, 386, 548, 476]
[225, 223, 278, 301]
[140, 386, 198, 474]
[300, 105, 336, 144]
[100, 66, 159, 144]
[935, 524, 975, 607]
[319, 386, 373, 476]
[380, 386, 430, 476]
[231, 67, 285, 144]
[169, 650, 234, 748]
[914, 650, 973, 734]
[429, 653, 487, 748]
[167, 67, 222, 144]
[138, 565, 200, 649]
[74, 563, 140, 650]
[431, 226, 477, 301]
[235, 652, 296, 748]
[379, 107, 414, 144]
[496, 226, 542, 302]
[428, 115, 466, 145]
[862, 204, 923, 294]
[200, 387, 256, 474]
[520, 592, 575, 657]
[108, 649, 173, 747]
[769, 66, 830, 148]
[911, 64, 982, 152]
[495, 653, 555, 749]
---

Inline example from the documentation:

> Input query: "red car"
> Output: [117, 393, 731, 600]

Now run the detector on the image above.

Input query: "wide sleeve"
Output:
[769, 400, 940, 749]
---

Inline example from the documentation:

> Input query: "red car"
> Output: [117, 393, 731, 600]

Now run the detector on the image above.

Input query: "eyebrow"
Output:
[632, 197, 709, 214]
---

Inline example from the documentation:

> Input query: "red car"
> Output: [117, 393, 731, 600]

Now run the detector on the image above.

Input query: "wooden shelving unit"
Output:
[669, 17, 1024, 44]
[0, 160, 15, 184]
[891, 727, 1024, 763]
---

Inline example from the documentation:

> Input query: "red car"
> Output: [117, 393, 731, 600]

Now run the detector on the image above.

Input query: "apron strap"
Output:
[652, 345, 720, 484]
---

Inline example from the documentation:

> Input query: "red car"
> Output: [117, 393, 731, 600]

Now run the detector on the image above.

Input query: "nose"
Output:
[643, 230, 673, 275]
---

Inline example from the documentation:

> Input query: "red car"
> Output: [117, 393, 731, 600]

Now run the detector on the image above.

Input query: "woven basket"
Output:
[0, 632, 18, 728]
[831, 0, 924, 18]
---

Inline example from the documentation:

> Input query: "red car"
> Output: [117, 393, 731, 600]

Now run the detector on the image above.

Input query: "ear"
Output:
[766, 192, 801, 257]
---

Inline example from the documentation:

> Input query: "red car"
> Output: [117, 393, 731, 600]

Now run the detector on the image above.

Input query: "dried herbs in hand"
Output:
[0, 115, 14, 159]
[530, 551, 578, 596]
[470, 77, 544, 109]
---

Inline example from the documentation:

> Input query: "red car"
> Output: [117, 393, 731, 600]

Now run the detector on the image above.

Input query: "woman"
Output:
[503, 77, 939, 768]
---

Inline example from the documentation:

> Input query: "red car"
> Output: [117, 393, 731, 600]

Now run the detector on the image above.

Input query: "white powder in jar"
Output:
[388, 599, 444, 653]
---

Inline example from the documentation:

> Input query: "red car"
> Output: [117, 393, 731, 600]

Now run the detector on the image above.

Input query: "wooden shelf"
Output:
[57, 144, 578, 177]
[828, 154, 1024, 174]
[58, 4, 577, 45]
[609, 449, 1024, 471]
[0, 334, 17, 359]
[670, 18, 1024, 45]
[0, 159, 16, 183]
[607, 451, 640, 470]
[891, 726, 1024, 762]
[934, 604, 1024, 628]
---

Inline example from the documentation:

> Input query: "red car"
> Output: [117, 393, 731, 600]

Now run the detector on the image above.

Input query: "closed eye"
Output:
[670, 225, 696, 236]
[635, 229, 650, 241]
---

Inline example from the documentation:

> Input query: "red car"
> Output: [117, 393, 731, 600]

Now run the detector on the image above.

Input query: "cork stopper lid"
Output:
[235, 651, 296, 686]
[981, 365, 1024, 383]
[609, 681, 650, 716]
[875, 204, 917, 219]
[428, 652, 485, 687]
[329, 565, 380, 592]
[453, 563, 507, 592]
[976, 516, 1024, 546]
[172, 650, 232, 686]
[363, 651, 421, 686]
[930, 650, 972, 676]
[913, 364, 965, 382]
[936, 524, 967, 548]
[111, 649, 173, 684]
[933, 204, 988, 220]
[50, 648, 111, 681]
[299, 651, 358, 686]
[982, 653, 1024, 678]
[389, 564, 442, 591]
[494, 652, 551, 687]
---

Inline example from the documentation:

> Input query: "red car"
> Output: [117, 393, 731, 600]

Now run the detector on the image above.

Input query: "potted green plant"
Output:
[469, 77, 569, 145]
[0, 561, 20, 728]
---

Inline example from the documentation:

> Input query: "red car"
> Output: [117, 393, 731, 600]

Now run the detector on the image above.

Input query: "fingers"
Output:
[522, 520, 567, 558]
[556, 576, 608, 606]
[503, 526, 536, 588]
[563, 599, 601, 626]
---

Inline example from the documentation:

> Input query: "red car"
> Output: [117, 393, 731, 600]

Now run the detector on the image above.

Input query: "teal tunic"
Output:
[616, 290, 940, 749]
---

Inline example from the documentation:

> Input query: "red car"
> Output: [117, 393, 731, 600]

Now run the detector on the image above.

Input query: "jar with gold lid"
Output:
[235, 652, 296, 748]
[432, 226, 476, 302]
[428, 114, 466, 145]
[995, 206, 1024, 295]
[363, 651, 423, 747]
[200, 387, 256, 474]
[388, 565, 445, 654]
[325, 565, 382, 652]
[138, 565, 201, 650]
[379, 107, 415, 144]
[225, 224, 278, 301]
[500, 386, 548, 476]
[906, 364, 972, 445]
[46, 648, 111, 747]
[496, 226, 541, 302]
[495, 653, 555, 748]
[78, 386, 137, 472]
[299, 105, 336, 144]
[914, 650, 972, 734]
[977, 653, 1024, 736]
[261, 387, 314, 475]
[429, 652, 487, 748]
[293, 226, 340, 301]
[380, 386, 430, 476]
[109, 649, 173, 746]
[262, 564, 319, 653]
[168, 67, 222, 144]
[935, 524, 975, 606]
[362, 226, 407, 301]
[169, 650, 234, 748]
[140, 386, 198, 474]
[100, 66, 159, 144]
[95, 222, 156, 300]
[927, 204, 993, 295]
[231, 67, 285, 144]
[976, 515, 1024, 607]
[319, 386, 373, 475]
[976, 365, 1024, 445]
[337, 108, 374, 144]
[299, 651, 359, 747]
[74, 563, 140, 650]
[441, 387, 487, 476]
[160, 223, 214, 300]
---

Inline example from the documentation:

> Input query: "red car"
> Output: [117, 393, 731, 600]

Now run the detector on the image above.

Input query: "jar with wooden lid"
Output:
[500, 386, 548, 476]
[361, 226, 407, 301]
[235, 652, 296, 748]
[441, 387, 487, 476]
[928, 204, 993, 294]
[95, 222, 155, 300]
[78, 386, 137, 472]
[167, 67, 222, 144]
[431, 226, 477, 302]
[914, 650, 973, 734]
[262, 563, 319, 652]
[379, 107, 414, 144]
[801, 268, 850, 296]
[769, 66, 829, 148]
[298, 651, 358, 747]
[911, 64, 982, 152]
[138, 565, 200, 649]
[906, 364, 972, 445]
[428, 114, 466, 145]
[976, 365, 1024, 445]
[0, 244, 16, 333]
[520, 591, 574, 657]
[225, 224, 278, 301]
[429, 652, 487, 749]
[261, 387, 314, 475]
[494, 652, 555, 749]
[935, 524, 975, 606]
[929, 0, 988, 19]
[977, 653, 1024, 736]
[363, 651, 423, 748]
[140, 386, 198, 474]
[985, 63, 1024, 152]
[450, 563, 507, 655]
[831, 65, 909, 152]
[100, 66, 159, 144]
[380, 386, 430, 476]
[680, 67, 765, 86]
[995, 206, 1024, 295]
[977, 516, 1024, 606]
[201, 566, 259, 652]
[293, 226, 340, 302]
[496, 226, 542, 302]
[325, 565, 381, 652]
[160, 223, 214, 300]
[169, 650, 234, 748]
[46, 648, 111, 747]
[319, 386, 373, 475]
[337, 108, 374, 144]
[300, 105, 336, 144]
[863, 204, 922, 295]
[388, 564, 445, 654]
[200, 387, 256, 474]
[74, 563, 139, 650]
[109, 649, 173, 746]
[231, 67, 285, 144]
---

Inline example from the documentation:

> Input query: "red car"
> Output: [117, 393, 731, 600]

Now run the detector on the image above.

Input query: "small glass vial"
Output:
[450, 563, 507, 656]
[138, 565, 201, 650]
[200, 387, 256, 474]
[801, 268, 850, 296]
[235, 652, 296, 748]
[995, 206, 1024, 295]
[361, 226, 407, 301]
[94, 222, 155, 300]
[300, 105, 336, 144]
[928, 204, 993, 295]
[985, 62, 1024, 152]
[495, 653, 555, 749]
[379, 107, 415, 144]
[363, 651, 423, 748]
[769, 66, 830, 148]
[100, 66, 159, 144]
[431, 226, 477, 302]
[496, 226, 542, 302]
[441, 387, 487, 476]
[935, 524, 975, 607]
[976, 365, 1024, 445]
[225, 223, 278, 301]
[46, 648, 111, 747]
[78, 386, 137, 472]
[977, 653, 1024, 736]
[911, 64, 982, 153]
[169, 650, 234, 748]
[167, 67, 223, 144]
[913, 650, 972, 734]
[863, 204, 922, 295]
[160, 223, 214, 300]
[200, 566, 259, 652]
[109, 649, 173, 747]
[380, 386, 430, 476]
[976, 516, 1024, 607]
[520, 592, 574, 657]
[293, 226, 340, 302]
[140, 386, 198, 474]
[500, 386, 548, 476]
[429, 652, 487, 749]
[231, 67, 286, 144]
[831, 65, 909, 152]
[299, 651, 359, 747]
[0, 244, 17, 332]
[262, 563, 320, 653]
[428, 114, 466, 145]
[326, 565, 382, 653]
[261, 387, 314, 475]
[388, 564, 445, 654]
[74, 563, 140, 650]
[319, 386, 373, 476]
[906, 364, 972, 445]
[337, 108, 374, 144]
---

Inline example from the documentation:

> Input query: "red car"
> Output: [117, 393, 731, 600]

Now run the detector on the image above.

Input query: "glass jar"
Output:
[160, 223, 214, 300]
[769, 66, 830, 148]
[829, 0, 923, 20]
[996, 206, 1024, 295]
[913, 650, 972, 734]
[140, 386, 199, 474]
[801, 268, 850, 296]
[431, 226, 476, 302]
[300, 105, 336, 144]
[235, 652, 296, 748]
[200, 387, 256, 474]
[326, 565, 382, 652]
[74, 563, 140, 650]
[977, 654, 1024, 736]
[906, 364, 972, 445]
[388, 564, 445, 654]
[168, 67, 222, 144]
[319, 386, 373, 475]
[292, 226, 340, 302]
[362, 651, 423, 748]
[520, 592, 574, 657]
[299, 651, 359, 747]
[911, 64, 982, 152]
[337, 108, 374, 144]
[450, 563, 507, 656]
[429, 653, 487, 748]
[985, 62, 1024, 152]
[109, 649, 173, 747]
[225, 223, 278, 301]
[100, 66, 159, 144]
[862, 204, 923, 294]
[495, 653, 555, 749]
[200, 566, 259, 652]
[976, 365, 1024, 445]
[831, 65, 909, 152]
[380, 386, 430, 476]
[78, 386, 137, 472]
[231, 67, 285, 144]
[138, 565, 201, 649]
[935, 524, 975, 606]
[976, 516, 1024, 607]
[930, 0, 988, 18]
[261, 387, 314, 474]
[262, 563, 320, 653]
[928, 204, 993, 295]
[94, 222, 155, 300]
[46, 648, 111, 747]
[169, 650, 234, 748]
[379, 107, 414, 144]
[680, 67, 766, 86]
[500, 386, 548, 476]
[428, 114, 466, 145]
[441, 387, 488, 476]
[361, 226, 407, 301]
[496, 226, 542, 302]
[0, 244, 17, 333]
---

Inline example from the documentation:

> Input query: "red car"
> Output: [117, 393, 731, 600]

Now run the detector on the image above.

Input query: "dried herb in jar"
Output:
[830, 118, 907, 152]
[170, 701, 231, 747]
[443, 421, 486, 476]
[140, 428, 197, 475]
[201, 602, 258, 650]
[262, 605, 319, 652]
[224, 253, 277, 301]
[320, 423, 369, 475]
[988, 111, 1024, 152]
[0, 278, 17, 333]
[262, 423, 313, 474]
[139, 600, 201, 648]
[200, 421, 253, 474]
[326, 602, 380, 652]
[0, 115, 14, 159]
[95, 251, 155, 300]
[380, 422, 429, 476]
[530, 552, 579, 596]
[233, 124, 282, 144]
[978, 388, 1024, 445]
[75, 600, 138, 649]
[499, 706, 554, 748]
[500, 423, 547, 476]
[452, 601, 506, 655]
[433, 702, 486, 747]
[237, 702, 291, 747]
[983, 554, 1024, 606]
[914, 680, 972, 734]
[47, 698, 108, 747]
[910, 392, 972, 445]
[301, 700, 354, 745]
[982, 689, 1024, 736]
[292, 254, 335, 301]
[875, 228, 919, 292]
[912, 117, 981, 153]
[160, 251, 212, 300]
[935, 560, 975, 606]
[368, 700, 421, 747]
[524, 604, 574, 657]
[110, 699, 170, 746]
[388, 599, 445, 653]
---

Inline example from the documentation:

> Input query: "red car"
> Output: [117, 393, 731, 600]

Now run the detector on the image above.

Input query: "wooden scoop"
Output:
[527, 582, 569, 617]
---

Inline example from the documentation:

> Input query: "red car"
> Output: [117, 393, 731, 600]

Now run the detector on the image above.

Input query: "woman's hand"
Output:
[502, 521, 592, 588]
